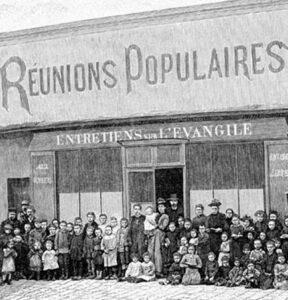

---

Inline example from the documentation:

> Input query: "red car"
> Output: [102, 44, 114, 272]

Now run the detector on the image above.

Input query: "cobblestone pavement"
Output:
[1, 279, 288, 300]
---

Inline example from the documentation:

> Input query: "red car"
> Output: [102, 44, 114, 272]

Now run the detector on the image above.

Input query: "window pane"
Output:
[128, 171, 154, 203]
[157, 145, 181, 164]
[126, 146, 152, 165]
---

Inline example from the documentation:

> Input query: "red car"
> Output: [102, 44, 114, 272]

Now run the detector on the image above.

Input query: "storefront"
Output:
[1, 0, 288, 221]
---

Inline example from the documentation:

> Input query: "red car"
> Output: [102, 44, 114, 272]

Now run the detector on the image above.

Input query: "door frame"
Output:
[121, 140, 187, 217]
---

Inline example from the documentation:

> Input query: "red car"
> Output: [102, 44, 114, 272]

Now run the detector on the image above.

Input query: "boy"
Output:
[240, 244, 251, 269]
[254, 210, 267, 237]
[249, 239, 266, 271]
[28, 218, 44, 248]
[98, 214, 108, 233]
[204, 252, 219, 285]
[22, 223, 31, 245]
[159, 252, 183, 285]
[123, 253, 142, 283]
[266, 220, 280, 241]
[83, 212, 98, 238]
[55, 220, 70, 280]
[116, 218, 130, 279]
[226, 258, 243, 287]
[243, 261, 261, 288]
[215, 256, 230, 286]
[70, 224, 84, 280]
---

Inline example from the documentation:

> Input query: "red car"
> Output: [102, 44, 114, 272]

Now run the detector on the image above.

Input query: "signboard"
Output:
[2, 9, 288, 127]
[29, 117, 288, 151]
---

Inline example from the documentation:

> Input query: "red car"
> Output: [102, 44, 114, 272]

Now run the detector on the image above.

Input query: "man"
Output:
[128, 204, 146, 258]
[1, 208, 21, 233]
[166, 194, 184, 226]
[206, 199, 226, 257]
[25, 206, 36, 230]
[192, 204, 207, 230]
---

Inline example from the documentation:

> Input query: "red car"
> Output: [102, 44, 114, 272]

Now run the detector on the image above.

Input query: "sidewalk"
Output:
[1, 279, 288, 300]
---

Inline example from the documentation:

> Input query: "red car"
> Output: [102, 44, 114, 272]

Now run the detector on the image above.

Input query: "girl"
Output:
[101, 225, 117, 280]
[93, 228, 104, 280]
[204, 252, 218, 285]
[136, 252, 156, 282]
[124, 253, 142, 283]
[28, 240, 43, 280]
[42, 240, 59, 281]
[218, 232, 231, 267]
[178, 236, 188, 257]
[189, 229, 199, 248]
[2, 240, 17, 285]
[180, 245, 202, 285]
[274, 254, 288, 290]
[83, 226, 95, 278]
[250, 239, 266, 271]
[230, 215, 244, 261]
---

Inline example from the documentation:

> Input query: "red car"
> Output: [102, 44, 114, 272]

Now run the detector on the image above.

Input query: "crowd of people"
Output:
[0, 194, 288, 290]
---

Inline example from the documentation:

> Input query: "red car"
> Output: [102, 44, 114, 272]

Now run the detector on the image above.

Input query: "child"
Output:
[13, 235, 29, 280]
[178, 236, 188, 257]
[163, 222, 179, 274]
[93, 228, 104, 280]
[124, 253, 142, 283]
[226, 258, 243, 287]
[180, 218, 192, 240]
[44, 225, 57, 246]
[23, 223, 31, 245]
[55, 220, 70, 280]
[74, 217, 83, 228]
[1, 224, 13, 247]
[136, 252, 156, 283]
[259, 240, 278, 290]
[101, 225, 117, 280]
[197, 224, 210, 278]
[83, 226, 96, 278]
[180, 245, 202, 285]
[177, 216, 185, 231]
[13, 227, 22, 240]
[245, 231, 255, 250]
[218, 232, 231, 267]
[189, 229, 198, 248]
[28, 241, 43, 280]
[51, 219, 59, 231]
[274, 254, 288, 289]
[240, 244, 251, 269]
[2, 240, 17, 285]
[42, 240, 59, 281]
[116, 218, 130, 279]
[259, 232, 267, 251]
[41, 219, 49, 237]
[98, 214, 108, 233]
[280, 215, 288, 260]
[110, 217, 120, 235]
[254, 210, 267, 237]
[215, 256, 230, 286]
[274, 238, 283, 255]
[143, 206, 158, 260]
[241, 215, 255, 233]
[159, 252, 183, 285]
[266, 220, 281, 241]
[230, 215, 244, 260]
[70, 224, 84, 280]
[204, 252, 219, 285]
[249, 239, 266, 271]
[243, 261, 261, 288]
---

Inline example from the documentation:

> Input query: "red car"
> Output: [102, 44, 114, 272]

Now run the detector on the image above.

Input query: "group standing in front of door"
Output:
[0, 195, 288, 290]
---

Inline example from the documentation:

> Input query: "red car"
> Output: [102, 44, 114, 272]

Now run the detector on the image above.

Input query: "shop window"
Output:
[57, 148, 123, 221]
[7, 178, 30, 212]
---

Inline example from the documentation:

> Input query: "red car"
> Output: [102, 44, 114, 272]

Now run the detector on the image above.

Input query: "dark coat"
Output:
[1, 218, 22, 234]
[166, 206, 184, 225]
[127, 215, 146, 257]
[207, 212, 226, 255]
[70, 233, 84, 261]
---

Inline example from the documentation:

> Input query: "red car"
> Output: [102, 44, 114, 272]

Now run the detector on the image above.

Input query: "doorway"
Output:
[155, 168, 183, 207]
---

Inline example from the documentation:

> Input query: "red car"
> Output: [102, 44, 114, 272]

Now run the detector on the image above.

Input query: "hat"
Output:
[21, 200, 29, 206]
[254, 210, 265, 217]
[8, 207, 17, 213]
[195, 204, 204, 210]
[157, 197, 166, 205]
[208, 199, 221, 207]
[4, 224, 13, 230]
[168, 194, 179, 202]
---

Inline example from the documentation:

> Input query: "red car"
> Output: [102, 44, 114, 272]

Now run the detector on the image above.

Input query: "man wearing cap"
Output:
[1, 208, 21, 234]
[166, 194, 184, 226]
[192, 204, 207, 231]
[206, 199, 226, 257]
[154, 198, 169, 277]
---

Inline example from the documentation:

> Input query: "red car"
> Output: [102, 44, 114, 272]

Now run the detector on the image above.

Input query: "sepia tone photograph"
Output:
[0, 0, 288, 299]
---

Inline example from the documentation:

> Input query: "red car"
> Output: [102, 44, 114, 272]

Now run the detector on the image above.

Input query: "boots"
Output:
[64, 267, 69, 280]
[88, 265, 95, 279]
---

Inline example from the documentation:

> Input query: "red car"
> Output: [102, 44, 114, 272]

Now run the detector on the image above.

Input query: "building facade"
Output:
[1, 0, 288, 221]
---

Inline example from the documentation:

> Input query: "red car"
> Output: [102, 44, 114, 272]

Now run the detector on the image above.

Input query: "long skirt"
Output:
[182, 267, 201, 285]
